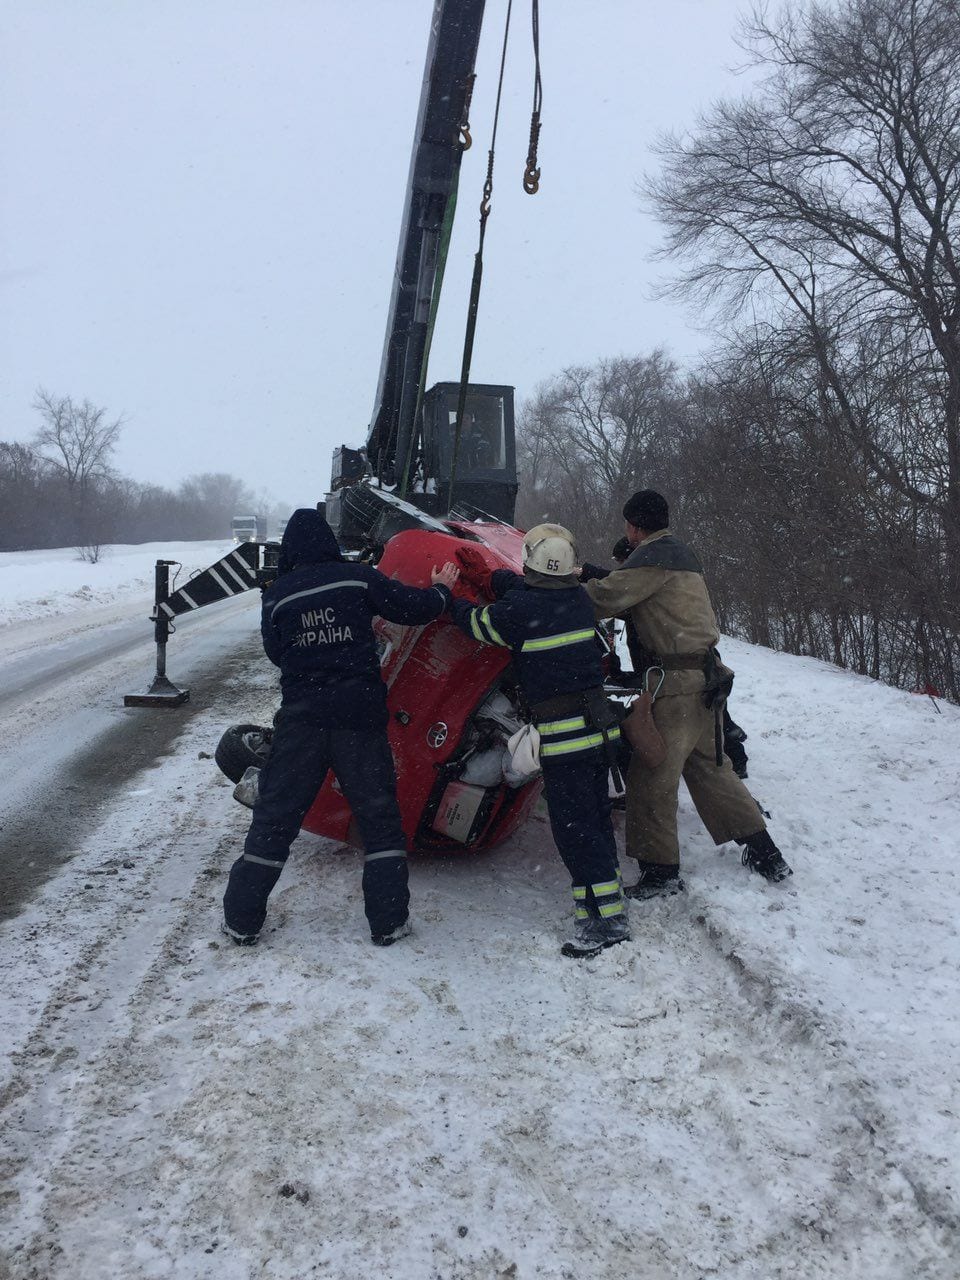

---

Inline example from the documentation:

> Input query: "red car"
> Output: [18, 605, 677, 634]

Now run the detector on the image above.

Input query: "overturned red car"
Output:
[216, 518, 545, 855]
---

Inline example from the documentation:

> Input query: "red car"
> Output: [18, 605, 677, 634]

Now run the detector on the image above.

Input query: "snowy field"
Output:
[0, 540, 234, 629]
[1, 545, 959, 1279]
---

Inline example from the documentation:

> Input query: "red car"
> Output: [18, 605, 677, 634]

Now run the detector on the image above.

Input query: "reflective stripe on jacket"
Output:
[538, 713, 621, 758]
[262, 562, 450, 727]
[447, 568, 605, 725]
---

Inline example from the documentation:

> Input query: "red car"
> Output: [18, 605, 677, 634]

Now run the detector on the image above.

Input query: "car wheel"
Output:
[214, 723, 273, 784]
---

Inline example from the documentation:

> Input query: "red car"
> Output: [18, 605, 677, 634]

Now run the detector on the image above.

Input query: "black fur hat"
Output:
[622, 490, 669, 531]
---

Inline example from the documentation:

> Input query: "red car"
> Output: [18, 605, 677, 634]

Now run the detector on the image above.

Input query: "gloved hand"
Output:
[579, 562, 609, 583]
[455, 546, 493, 596]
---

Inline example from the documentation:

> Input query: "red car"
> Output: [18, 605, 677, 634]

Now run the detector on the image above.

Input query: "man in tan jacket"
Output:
[582, 490, 792, 898]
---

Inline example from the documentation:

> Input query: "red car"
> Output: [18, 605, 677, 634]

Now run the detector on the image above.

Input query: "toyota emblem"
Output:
[427, 722, 448, 749]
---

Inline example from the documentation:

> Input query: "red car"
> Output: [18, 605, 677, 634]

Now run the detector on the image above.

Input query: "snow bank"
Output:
[0, 540, 234, 627]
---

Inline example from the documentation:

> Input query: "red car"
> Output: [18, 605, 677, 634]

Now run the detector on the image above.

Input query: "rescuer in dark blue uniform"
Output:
[222, 508, 459, 947]
[448, 524, 629, 959]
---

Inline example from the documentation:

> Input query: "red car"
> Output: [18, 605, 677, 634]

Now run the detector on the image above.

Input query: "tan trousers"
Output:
[625, 692, 765, 867]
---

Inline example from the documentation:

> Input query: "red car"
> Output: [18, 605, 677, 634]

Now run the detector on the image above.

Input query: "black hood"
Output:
[277, 508, 344, 573]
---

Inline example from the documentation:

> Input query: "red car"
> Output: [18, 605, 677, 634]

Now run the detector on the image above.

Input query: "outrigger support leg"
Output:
[123, 560, 190, 708]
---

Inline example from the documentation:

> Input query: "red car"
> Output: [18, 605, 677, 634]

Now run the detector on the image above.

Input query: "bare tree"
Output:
[678, 320, 960, 698]
[516, 352, 684, 560]
[0, 436, 284, 551]
[646, 0, 960, 592]
[32, 389, 123, 539]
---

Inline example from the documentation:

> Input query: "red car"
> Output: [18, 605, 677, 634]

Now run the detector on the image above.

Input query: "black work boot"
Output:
[624, 861, 685, 900]
[221, 921, 259, 946]
[371, 919, 412, 947]
[561, 913, 631, 959]
[739, 830, 793, 882]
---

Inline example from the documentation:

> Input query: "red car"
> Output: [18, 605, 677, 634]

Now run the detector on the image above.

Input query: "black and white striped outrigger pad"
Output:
[157, 542, 262, 619]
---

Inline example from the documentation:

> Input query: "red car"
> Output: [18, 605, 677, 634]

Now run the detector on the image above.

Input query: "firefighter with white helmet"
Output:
[522, 523, 579, 577]
[447, 522, 630, 958]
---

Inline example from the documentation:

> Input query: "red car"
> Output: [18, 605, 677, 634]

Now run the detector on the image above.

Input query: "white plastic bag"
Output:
[233, 765, 260, 809]
[459, 746, 507, 787]
[505, 723, 541, 781]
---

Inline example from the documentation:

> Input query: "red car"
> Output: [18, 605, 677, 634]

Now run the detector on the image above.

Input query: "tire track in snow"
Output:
[2, 816, 955, 1279]
[0, 594, 259, 919]
[691, 903, 960, 1241]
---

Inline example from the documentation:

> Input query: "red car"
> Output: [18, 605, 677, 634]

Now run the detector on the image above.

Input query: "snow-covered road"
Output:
[1, 544, 958, 1278]
[0, 542, 259, 916]
[0, 592, 253, 715]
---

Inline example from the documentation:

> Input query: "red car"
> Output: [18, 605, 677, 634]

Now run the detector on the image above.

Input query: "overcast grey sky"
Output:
[1, 0, 753, 508]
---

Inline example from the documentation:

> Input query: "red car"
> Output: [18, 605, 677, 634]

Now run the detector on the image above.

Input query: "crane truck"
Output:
[139, 0, 562, 854]
[324, 0, 518, 550]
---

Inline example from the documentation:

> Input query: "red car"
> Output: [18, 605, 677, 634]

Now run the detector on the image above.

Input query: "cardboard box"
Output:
[432, 781, 488, 843]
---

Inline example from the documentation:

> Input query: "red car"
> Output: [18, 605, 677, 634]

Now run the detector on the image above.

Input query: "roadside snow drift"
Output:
[0, 540, 233, 627]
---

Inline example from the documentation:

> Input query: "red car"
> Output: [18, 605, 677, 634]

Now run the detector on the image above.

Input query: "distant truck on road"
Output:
[230, 515, 265, 543]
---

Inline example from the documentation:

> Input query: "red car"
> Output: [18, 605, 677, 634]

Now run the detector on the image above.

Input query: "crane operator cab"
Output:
[421, 382, 517, 521]
[327, 381, 519, 550]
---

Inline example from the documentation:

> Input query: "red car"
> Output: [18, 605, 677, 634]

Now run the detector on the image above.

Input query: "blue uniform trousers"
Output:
[223, 704, 408, 939]
[540, 748, 621, 910]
